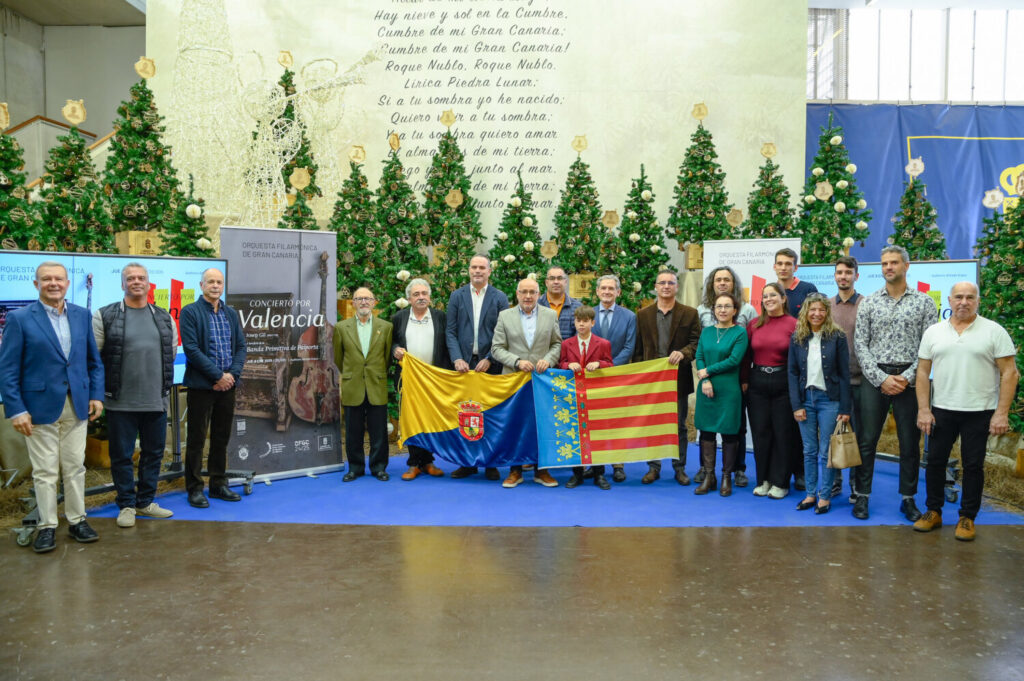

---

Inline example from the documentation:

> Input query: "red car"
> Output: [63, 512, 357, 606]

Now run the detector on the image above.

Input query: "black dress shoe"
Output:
[794, 476, 806, 492]
[68, 520, 99, 543]
[814, 502, 831, 515]
[33, 528, 56, 553]
[594, 475, 611, 490]
[581, 466, 596, 480]
[450, 466, 477, 479]
[188, 490, 209, 508]
[796, 498, 816, 511]
[565, 475, 583, 489]
[852, 495, 869, 520]
[484, 467, 500, 481]
[210, 485, 242, 501]
[374, 471, 390, 481]
[342, 471, 360, 482]
[612, 468, 626, 483]
[900, 498, 923, 522]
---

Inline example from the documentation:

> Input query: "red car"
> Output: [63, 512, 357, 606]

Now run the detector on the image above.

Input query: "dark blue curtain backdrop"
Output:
[806, 103, 1024, 261]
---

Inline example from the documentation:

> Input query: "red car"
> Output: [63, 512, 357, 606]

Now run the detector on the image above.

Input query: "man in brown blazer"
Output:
[633, 269, 700, 485]
[333, 286, 393, 482]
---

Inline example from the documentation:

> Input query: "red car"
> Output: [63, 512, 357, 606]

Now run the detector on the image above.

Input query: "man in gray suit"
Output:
[490, 277, 562, 489]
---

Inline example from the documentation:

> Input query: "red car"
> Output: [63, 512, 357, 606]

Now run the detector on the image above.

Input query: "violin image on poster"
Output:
[287, 251, 340, 424]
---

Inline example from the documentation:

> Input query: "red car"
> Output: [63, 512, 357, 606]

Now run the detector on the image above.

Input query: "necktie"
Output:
[581, 340, 588, 366]
[602, 310, 610, 334]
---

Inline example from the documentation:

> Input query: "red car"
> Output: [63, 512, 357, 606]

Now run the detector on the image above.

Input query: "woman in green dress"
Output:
[694, 293, 749, 497]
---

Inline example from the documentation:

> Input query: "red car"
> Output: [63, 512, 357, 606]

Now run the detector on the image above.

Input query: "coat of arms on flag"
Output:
[457, 401, 484, 441]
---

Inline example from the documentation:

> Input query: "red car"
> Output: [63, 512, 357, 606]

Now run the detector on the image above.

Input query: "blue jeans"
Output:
[107, 410, 168, 509]
[798, 388, 839, 501]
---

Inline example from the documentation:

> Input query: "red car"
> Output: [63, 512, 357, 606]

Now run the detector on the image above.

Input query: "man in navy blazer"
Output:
[445, 255, 508, 479]
[0, 261, 104, 553]
[591, 274, 637, 482]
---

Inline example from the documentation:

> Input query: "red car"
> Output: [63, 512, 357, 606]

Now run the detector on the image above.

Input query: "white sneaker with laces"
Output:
[117, 507, 136, 528]
[767, 485, 788, 500]
[752, 481, 771, 496]
[136, 502, 173, 518]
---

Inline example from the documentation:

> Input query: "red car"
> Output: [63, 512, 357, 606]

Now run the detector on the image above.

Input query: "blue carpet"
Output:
[91, 444, 1024, 528]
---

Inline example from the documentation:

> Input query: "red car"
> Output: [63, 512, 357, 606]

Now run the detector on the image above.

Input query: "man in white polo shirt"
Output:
[914, 281, 1018, 541]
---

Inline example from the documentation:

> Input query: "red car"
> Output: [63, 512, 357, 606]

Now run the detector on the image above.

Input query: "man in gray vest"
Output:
[94, 263, 177, 528]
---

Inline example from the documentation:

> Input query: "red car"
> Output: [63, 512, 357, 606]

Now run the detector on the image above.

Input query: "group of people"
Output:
[0, 243, 1016, 554]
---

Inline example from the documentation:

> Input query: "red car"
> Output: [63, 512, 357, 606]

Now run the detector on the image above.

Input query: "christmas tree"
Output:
[161, 174, 214, 257]
[616, 165, 669, 310]
[276, 68, 322, 202]
[329, 161, 385, 298]
[276, 189, 318, 231]
[889, 176, 947, 260]
[0, 126, 41, 250]
[38, 127, 115, 253]
[976, 199, 1024, 430]
[421, 123, 483, 299]
[794, 114, 872, 263]
[552, 154, 608, 274]
[666, 122, 735, 249]
[375, 143, 429, 318]
[487, 171, 544, 298]
[103, 78, 181, 233]
[740, 150, 796, 240]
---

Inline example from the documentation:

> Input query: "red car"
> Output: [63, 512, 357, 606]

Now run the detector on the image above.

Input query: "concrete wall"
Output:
[0, 7, 45, 125]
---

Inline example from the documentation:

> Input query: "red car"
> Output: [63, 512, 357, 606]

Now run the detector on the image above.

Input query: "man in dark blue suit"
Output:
[592, 274, 637, 482]
[0, 261, 104, 553]
[444, 254, 508, 480]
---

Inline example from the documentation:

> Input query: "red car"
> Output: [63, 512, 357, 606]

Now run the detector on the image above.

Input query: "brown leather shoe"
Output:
[534, 470, 558, 487]
[401, 466, 422, 481]
[641, 467, 660, 484]
[502, 470, 524, 488]
[422, 463, 445, 477]
[913, 510, 942, 532]
[955, 516, 976, 541]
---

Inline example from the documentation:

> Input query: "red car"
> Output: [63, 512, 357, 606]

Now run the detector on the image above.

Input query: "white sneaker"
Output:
[136, 502, 173, 518]
[768, 485, 788, 500]
[116, 507, 136, 528]
[752, 481, 771, 496]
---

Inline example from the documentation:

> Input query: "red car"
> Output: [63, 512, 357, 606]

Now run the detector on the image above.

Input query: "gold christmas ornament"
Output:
[62, 99, 87, 126]
[905, 157, 925, 179]
[540, 240, 559, 260]
[349, 145, 367, 164]
[691, 102, 708, 120]
[0, 102, 9, 131]
[998, 272, 1012, 286]
[289, 167, 311, 191]
[1, 237, 16, 250]
[982, 188, 1005, 210]
[760, 142, 777, 159]
[440, 109, 456, 128]
[388, 133, 401, 151]
[278, 51, 294, 68]
[444, 188, 464, 208]
[134, 56, 156, 79]
[601, 210, 620, 228]
[571, 135, 588, 153]
[726, 208, 744, 228]
[814, 181, 835, 201]
[285, 192, 297, 207]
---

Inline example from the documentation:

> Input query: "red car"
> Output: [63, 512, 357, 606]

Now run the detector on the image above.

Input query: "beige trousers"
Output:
[24, 396, 88, 529]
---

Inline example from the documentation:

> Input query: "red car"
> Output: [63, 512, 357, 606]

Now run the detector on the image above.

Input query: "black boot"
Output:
[694, 440, 718, 495]
[720, 440, 739, 497]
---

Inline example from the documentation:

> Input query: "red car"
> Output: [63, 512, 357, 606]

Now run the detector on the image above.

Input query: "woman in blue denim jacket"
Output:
[788, 294, 851, 514]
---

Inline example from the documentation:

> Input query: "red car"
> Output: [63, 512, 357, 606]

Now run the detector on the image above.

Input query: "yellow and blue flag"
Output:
[399, 354, 538, 467]
[533, 358, 679, 468]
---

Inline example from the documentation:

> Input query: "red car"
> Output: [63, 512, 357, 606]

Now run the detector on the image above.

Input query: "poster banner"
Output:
[218, 226, 341, 477]
[0, 250, 225, 385]
[701, 238, 801, 312]
[798, 260, 979, 320]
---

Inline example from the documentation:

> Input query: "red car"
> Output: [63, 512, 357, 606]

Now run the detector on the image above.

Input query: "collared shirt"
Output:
[208, 301, 233, 372]
[656, 307, 674, 358]
[356, 316, 373, 356]
[42, 301, 72, 358]
[806, 331, 826, 391]
[471, 284, 487, 354]
[919, 315, 1016, 411]
[405, 310, 435, 363]
[831, 292, 863, 384]
[697, 302, 758, 329]
[854, 285, 937, 388]
[577, 333, 593, 362]
[519, 305, 538, 348]
[598, 303, 616, 336]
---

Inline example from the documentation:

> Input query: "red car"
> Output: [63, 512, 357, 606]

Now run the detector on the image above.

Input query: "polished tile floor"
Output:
[2, 521, 1022, 681]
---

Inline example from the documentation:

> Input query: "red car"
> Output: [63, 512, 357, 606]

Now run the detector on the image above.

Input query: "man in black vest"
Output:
[392, 278, 452, 480]
[93, 263, 177, 528]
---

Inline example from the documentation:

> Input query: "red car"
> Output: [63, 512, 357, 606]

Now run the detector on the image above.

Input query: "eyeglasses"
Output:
[353, 297, 375, 303]
[714, 305, 734, 310]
